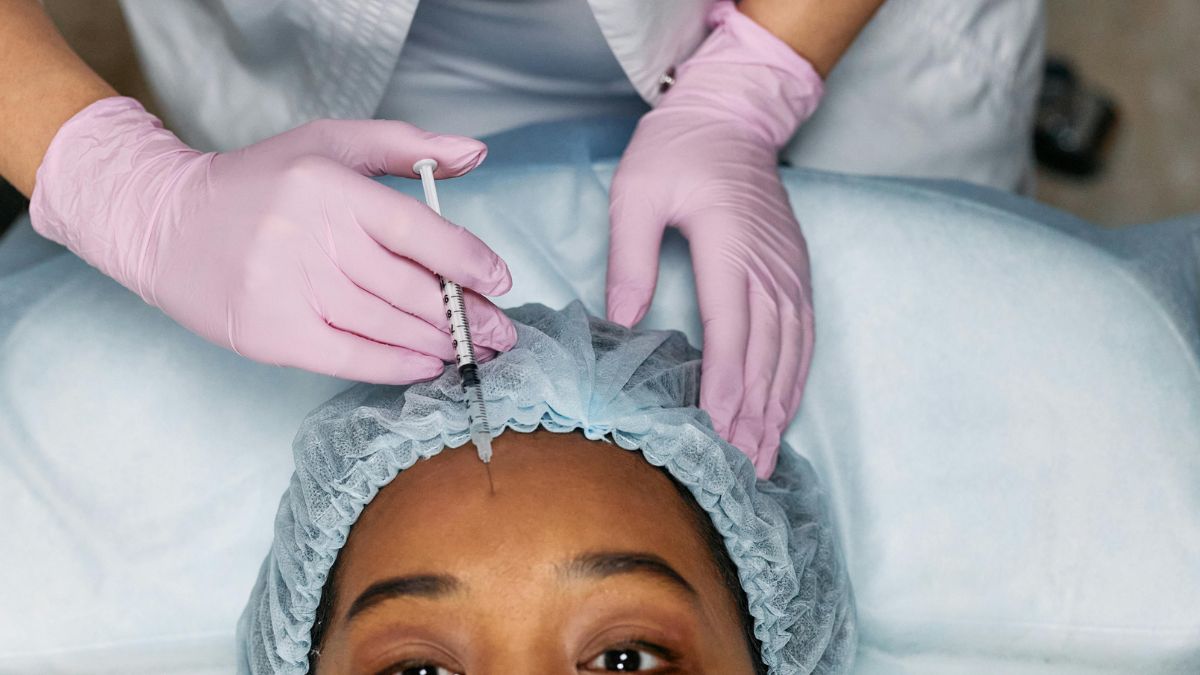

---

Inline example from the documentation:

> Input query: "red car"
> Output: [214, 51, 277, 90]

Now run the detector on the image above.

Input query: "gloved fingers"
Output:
[474, 344, 499, 363]
[606, 182, 667, 327]
[777, 290, 814, 429]
[292, 119, 487, 179]
[344, 175, 512, 296]
[459, 288, 516, 352]
[314, 264, 457, 362]
[732, 271, 783, 472]
[689, 232, 750, 442]
[336, 227, 517, 352]
[750, 293, 805, 479]
[308, 322, 446, 385]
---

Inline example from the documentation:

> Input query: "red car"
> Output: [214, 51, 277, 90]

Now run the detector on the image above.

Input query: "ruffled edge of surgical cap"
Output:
[238, 302, 855, 674]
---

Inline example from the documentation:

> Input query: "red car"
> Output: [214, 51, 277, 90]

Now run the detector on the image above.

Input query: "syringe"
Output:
[412, 158, 495, 491]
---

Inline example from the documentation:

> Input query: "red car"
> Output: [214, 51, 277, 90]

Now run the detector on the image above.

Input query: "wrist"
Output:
[29, 96, 197, 293]
[668, 0, 824, 148]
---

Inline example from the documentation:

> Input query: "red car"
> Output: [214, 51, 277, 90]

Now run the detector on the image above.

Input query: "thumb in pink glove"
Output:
[31, 98, 516, 384]
[606, 1, 824, 477]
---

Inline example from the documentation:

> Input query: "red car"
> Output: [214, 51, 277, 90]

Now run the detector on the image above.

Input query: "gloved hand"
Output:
[30, 97, 516, 384]
[606, 0, 824, 477]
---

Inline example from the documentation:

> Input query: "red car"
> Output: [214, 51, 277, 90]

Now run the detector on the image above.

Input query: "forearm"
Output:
[739, 0, 887, 77]
[0, 0, 116, 196]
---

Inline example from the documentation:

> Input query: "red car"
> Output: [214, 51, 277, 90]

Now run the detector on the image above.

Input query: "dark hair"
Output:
[308, 553, 341, 668]
[307, 463, 766, 674]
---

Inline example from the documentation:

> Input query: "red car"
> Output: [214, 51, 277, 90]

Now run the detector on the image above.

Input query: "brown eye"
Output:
[383, 665, 459, 675]
[583, 647, 665, 672]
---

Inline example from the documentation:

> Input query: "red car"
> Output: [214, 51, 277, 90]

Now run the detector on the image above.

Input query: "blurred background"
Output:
[1037, 0, 1199, 225]
[2, 0, 1198, 228]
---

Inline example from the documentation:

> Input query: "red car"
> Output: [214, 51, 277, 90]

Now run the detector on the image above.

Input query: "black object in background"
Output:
[0, 177, 29, 238]
[1035, 58, 1120, 177]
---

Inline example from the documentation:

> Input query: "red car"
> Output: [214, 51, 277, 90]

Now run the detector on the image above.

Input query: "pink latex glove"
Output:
[30, 97, 516, 383]
[606, 1, 824, 477]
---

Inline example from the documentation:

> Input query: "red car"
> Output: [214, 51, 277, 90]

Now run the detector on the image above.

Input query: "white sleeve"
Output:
[783, 0, 1045, 192]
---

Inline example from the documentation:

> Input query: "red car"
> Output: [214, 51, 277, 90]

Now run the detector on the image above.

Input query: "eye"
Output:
[583, 646, 666, 672]
[381, 664, 459, 675]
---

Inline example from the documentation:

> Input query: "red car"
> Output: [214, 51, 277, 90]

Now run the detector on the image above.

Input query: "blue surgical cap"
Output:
[238, 301, 855, 674]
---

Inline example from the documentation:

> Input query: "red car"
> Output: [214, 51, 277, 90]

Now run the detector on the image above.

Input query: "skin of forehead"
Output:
[316, 428, 755, 673]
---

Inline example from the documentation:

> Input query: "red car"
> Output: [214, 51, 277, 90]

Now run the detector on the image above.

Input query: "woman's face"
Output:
[313, 429, 756, 674]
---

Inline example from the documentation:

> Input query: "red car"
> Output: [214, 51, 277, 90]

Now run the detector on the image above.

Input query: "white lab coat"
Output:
[118, 0, 1044, 189]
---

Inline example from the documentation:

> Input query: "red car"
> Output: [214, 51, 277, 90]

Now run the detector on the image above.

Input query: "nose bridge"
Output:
[481, 661, 575, 675]
[476, 640, 577, 675]
[472, 588, 578, 675]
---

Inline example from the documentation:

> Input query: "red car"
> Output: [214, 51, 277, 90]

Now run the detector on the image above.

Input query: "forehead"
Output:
[337, 429, 709, 585]
[311, 430, 759, 675]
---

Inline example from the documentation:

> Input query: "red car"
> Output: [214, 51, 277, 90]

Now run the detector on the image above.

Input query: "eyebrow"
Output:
[346, 574, 461, 619]
[563, 551, 699, 599]
[344, 551, 697, 623]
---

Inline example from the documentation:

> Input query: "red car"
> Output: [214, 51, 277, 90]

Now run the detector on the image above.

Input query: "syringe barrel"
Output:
[441, 276, 477, 369]
[464, 381, 493, 462]
[414, 157, 492, 465]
